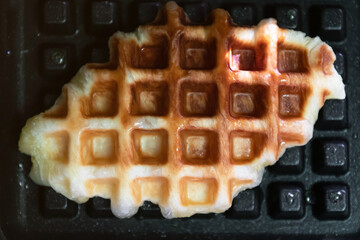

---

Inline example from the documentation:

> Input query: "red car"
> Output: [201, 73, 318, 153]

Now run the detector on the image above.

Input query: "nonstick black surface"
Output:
[1, 0, 359, 239]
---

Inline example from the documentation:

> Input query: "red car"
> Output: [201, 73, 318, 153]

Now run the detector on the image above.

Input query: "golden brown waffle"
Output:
[19, 2, 345, 218]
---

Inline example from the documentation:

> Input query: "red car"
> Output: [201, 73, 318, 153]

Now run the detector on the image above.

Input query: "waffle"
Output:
[19, 1, 345, 218]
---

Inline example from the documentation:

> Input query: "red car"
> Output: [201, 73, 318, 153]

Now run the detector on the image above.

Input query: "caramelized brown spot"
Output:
[229, 131, 266, 165]
[45, 131, 69, 164]
[255, 42, 267, 70]
[180, 177, 218, 206]
[320, 44, 335, 75]
[277, 44, 309, 73]
[278, 85, 309, 118]
[131, 177, 169, 204]
[131, 81, 168, 116]
[180, 81, 218, 117]
[180, 129, 218, 165]
[80, 130, 119, 165]
[322, 90, 331, 104]
[132, 129, 168, 165]
[180, 35, 216, 69]
[229, 83, 268, 118]
[43, 88, 68, 118]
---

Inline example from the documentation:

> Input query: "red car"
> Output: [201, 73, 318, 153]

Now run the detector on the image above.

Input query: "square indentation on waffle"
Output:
[131, 177, 169, 204]
[279, 85, 309, 118]
[81, 130, 118, 165]
[180, 35, 216, 69]
[277, 45, 309, 73]
[82, 81, 118, 117]
[231, 48, 255, 70]
[229, 41, 266, 71]
[180, 81, 217, 117]
[180, 129, 218, 165]
[132, 129, 168, 165]
[230, 131, 266, 164]
[229, 83, 268, 118]
[44, 131, 69, 164]
[180, 177, 218, 206]
[131, 81, 168, 116]
[131, 35, 168, 69]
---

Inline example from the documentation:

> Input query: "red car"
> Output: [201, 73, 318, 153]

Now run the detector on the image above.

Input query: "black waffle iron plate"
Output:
[1, 0, 359, 239]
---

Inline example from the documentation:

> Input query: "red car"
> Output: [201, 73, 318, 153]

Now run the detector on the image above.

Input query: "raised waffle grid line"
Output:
[55, 85, 86, 199]
[172, 9, 233, 211]
[105, 49, 137, 213]
[78, 69, 122, 201]
[263, 23, 282, 161]
[279, 119, 312, 139]
[116, 37, 177, 214]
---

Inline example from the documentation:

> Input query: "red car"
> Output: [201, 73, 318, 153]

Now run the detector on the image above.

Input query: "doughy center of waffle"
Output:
[92, 136, 115, 159]
[233, 93, 255, 115]
[232, 137, 253, 160]
[186, 136, 208, 159]
[140, 135, 162, 158]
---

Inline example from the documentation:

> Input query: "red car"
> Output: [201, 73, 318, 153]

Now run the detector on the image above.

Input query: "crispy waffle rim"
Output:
[19, 2, 345, 218]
